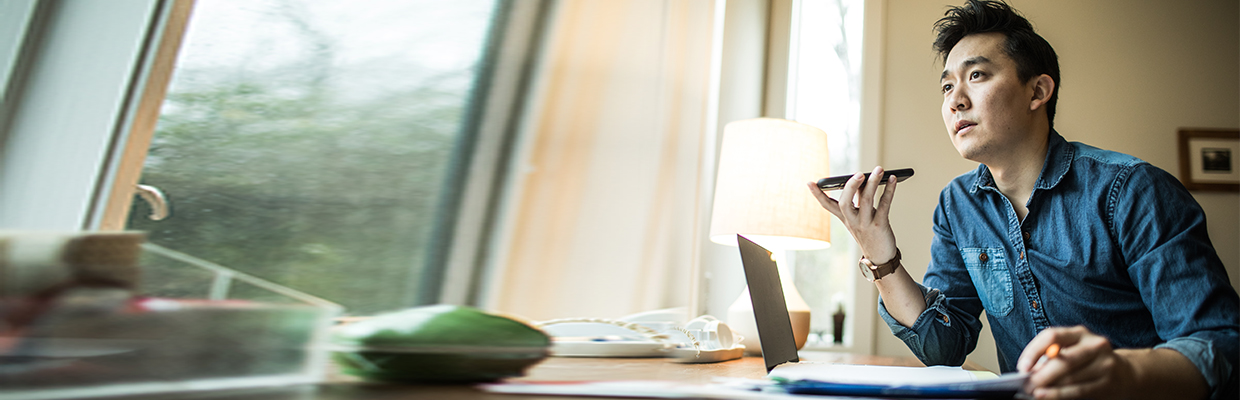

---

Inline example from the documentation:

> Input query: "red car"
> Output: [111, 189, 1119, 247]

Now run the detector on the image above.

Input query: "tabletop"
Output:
[110, 351, 990, 400]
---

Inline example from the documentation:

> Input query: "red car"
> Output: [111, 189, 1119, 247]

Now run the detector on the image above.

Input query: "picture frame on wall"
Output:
[1178, 128, 1240, 192]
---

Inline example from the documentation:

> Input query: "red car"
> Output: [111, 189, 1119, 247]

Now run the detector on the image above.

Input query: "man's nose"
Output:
[948, 88, 969, 112]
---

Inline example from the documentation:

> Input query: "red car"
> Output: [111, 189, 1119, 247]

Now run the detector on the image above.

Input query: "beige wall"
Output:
[875, 0, 1240, 373]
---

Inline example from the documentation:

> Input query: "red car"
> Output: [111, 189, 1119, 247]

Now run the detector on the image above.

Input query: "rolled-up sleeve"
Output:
[1156, 334, 1238, 400]
[876, 189, 984, 367]
[877, 282, 983, 367]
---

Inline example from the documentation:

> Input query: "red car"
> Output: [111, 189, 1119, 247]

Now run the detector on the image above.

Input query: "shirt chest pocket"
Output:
[960, 247, 1014, 317]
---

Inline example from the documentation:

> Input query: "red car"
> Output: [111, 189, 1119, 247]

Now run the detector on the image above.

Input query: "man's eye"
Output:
[970, 71, 983, 79]
[941, 84, 953, 93]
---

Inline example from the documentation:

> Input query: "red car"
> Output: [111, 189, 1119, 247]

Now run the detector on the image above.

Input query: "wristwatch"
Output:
[859, 249, 901, 282]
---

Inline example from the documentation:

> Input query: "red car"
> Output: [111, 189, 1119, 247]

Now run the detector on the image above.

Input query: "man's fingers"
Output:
[1030, 363, 1113, 400]
[1018, 327, 1085, 372]
[806, 182, 845, 219]
[1020, 330, 1077, 390]
[1019, 339, 1056, 372]
[837, 173, 865, 222]
[864, 166, 886, 198]
[875, 175, 898, 216]
[1028, 351, 1108, 390]
[1026, 356, 1074, 391]
[856, 167, 883, 220]
[1020, 326, 1123, 400]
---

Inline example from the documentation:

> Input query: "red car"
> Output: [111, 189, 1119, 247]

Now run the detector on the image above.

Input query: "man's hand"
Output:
[805, 166, 900, 263]
[1017, 326, 1134, 399]
[1017, 326, 1208, 400]
[807, 166, 926, 328]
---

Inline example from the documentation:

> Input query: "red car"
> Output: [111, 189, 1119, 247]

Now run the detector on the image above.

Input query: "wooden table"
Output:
[118, 351, 990, 399]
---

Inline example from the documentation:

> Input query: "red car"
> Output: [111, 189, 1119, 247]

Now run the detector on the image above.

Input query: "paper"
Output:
[770, 363, 990, 385]
[481, 380, 808, 399]
[769, 363, 1027, 398]
[482, 364, 1027, 399]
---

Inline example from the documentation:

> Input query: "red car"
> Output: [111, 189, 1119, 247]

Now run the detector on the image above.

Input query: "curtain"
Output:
[485, 0, 719, 321]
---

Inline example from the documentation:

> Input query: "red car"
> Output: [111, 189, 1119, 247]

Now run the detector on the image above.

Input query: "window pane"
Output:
[128, 0, 500, 315]
[788, 0, 864, 348]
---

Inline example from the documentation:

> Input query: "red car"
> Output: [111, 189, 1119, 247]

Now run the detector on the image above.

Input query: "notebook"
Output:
[735, 234, 1026, 398]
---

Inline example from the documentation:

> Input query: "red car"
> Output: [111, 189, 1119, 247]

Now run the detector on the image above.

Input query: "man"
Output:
[806, 1, 1238, 399]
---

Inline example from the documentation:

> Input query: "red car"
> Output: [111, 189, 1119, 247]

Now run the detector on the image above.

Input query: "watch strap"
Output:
[861, 248, 901, 281]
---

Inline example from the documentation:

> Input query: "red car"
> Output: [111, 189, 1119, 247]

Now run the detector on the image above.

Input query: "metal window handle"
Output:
[135, 184, 169, 221]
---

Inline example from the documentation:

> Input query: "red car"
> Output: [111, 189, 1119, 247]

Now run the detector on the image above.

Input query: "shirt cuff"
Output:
[1155, 336, 1231, 400]
[876, 282, 943, 340]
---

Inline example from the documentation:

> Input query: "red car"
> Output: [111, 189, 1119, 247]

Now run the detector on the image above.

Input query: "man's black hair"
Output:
[934, 0, 1060, 130]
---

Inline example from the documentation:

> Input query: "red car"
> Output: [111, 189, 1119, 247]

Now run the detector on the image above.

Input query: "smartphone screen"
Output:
[816, 168, 914, 191]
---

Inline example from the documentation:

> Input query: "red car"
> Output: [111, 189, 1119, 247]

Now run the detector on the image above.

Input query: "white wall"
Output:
[875, 0, 1240, 373]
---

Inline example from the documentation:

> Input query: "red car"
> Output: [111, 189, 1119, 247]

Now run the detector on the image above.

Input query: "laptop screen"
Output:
[736, 234, 800, 372]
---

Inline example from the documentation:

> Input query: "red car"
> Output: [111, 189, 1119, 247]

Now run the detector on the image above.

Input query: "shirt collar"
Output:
[968, 130, 1073, 194]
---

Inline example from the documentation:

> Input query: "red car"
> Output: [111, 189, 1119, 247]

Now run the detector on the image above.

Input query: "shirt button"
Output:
[1022, 231, 1031, 241]
[939, 314, 950, 324]
[1020, 251, 1025, 260]
[1031, 300, 1039, 309]
[979, 253, 989, 263]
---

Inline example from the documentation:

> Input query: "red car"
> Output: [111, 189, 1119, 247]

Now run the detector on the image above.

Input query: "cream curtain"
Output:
[485, 0, 720, 321]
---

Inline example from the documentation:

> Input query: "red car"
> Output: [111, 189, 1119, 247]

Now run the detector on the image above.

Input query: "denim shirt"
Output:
[878, 131, 1239, 399]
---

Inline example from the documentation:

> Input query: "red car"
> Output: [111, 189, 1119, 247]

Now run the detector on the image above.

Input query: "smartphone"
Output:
[816, 168, 915, 191]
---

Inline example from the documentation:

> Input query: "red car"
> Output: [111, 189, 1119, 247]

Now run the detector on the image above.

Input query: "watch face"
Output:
[858, 260, 875, 281]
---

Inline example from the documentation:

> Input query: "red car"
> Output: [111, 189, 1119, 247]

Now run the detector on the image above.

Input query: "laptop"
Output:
[735, 234, 1026, 398]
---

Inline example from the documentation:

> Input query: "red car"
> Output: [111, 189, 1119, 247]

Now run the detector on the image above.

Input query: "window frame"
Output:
[0, 0, 168, 231]
[0, 0, 549, 309]
[423, 0, 554, 306]
[94, 0, 195, 232]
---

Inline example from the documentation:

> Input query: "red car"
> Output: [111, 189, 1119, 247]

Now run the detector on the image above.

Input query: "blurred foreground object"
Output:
[0, 231, 341, 400]
[331, 305, 550, 382]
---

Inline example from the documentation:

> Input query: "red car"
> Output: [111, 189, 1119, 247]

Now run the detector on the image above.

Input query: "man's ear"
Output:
[1029, 74, 1055, 111]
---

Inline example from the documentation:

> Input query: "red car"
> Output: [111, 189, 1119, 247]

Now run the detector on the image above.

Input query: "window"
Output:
[786, 0, 865, 348]
[117, 0, 543, 315]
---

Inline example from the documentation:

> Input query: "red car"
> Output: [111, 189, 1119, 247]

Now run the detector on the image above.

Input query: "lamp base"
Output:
[726, 286, 811, 355]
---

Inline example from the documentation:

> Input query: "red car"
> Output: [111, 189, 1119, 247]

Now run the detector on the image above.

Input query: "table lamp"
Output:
[708, 118, 830, 354]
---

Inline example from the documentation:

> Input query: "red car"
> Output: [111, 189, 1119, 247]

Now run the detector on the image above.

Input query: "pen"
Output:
[1032, 343, 1060, 371]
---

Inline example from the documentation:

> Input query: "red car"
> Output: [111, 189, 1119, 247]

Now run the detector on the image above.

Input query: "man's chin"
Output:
[954, 145, 985, 163]
[951, 141, 972, 159]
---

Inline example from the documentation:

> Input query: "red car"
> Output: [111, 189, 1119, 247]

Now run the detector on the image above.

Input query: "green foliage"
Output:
[129, 54, 474, 315]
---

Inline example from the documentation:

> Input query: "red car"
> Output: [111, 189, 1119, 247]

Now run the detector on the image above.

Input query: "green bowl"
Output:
[330, 305, 550, 383]
[332, 346, 549, 382]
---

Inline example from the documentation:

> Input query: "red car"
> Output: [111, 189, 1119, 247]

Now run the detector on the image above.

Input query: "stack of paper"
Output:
[482, 363, 1027, 399]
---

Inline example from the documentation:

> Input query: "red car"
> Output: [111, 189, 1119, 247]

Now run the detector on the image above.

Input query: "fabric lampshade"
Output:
[709, 118, 831, 250]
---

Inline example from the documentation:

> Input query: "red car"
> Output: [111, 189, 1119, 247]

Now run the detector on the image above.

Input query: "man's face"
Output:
[940, 32, 1039, 163]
